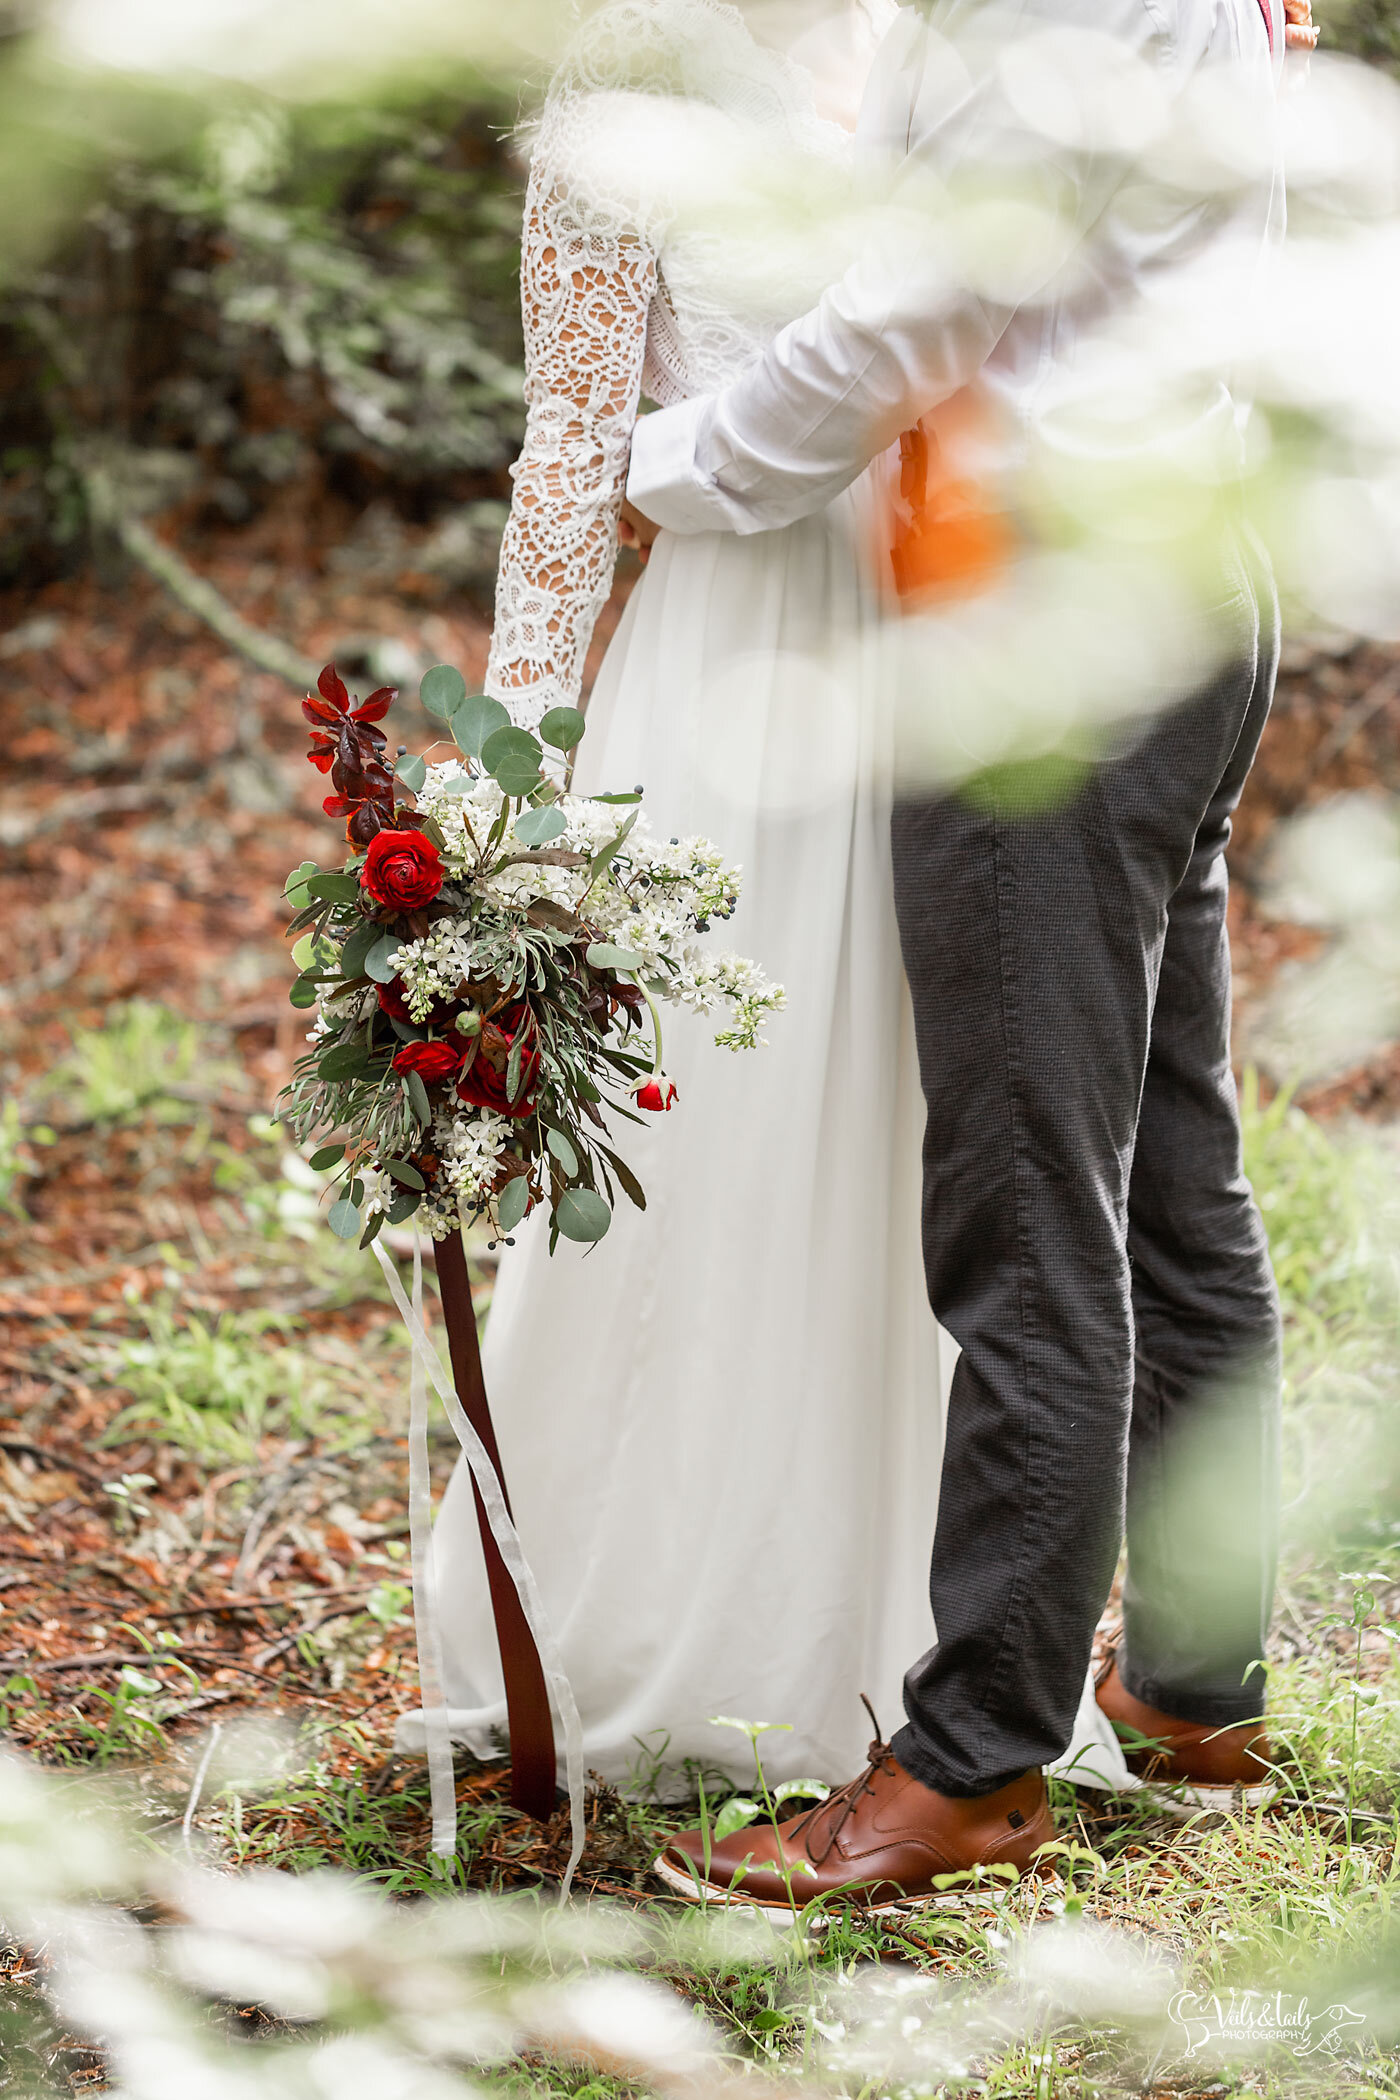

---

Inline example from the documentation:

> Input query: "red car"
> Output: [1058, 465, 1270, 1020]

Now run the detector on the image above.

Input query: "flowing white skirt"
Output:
[413, 477, 1129, 1797]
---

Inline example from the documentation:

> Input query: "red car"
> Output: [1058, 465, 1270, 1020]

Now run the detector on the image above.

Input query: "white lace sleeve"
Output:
[484, 94, 659, 728]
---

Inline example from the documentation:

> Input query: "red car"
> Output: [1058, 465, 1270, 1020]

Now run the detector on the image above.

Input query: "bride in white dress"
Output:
[425, 0, 1128, 1796]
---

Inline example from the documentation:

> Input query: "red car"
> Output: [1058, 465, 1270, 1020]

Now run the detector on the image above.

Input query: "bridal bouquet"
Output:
[279, 665, 784, 1249]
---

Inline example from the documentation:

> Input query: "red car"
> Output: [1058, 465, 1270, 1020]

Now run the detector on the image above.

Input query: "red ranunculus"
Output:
[361, 826, 443, 911]
[392, 1040, 466, 1085]
[456, 1002, 540, 1120]
[635, 1075, 678, 1112]
[379, 978, 459, 1027]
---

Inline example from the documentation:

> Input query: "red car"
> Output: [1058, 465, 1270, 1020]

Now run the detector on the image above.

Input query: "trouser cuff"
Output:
[1119, 1653, 1267, 1729]
[890, 1722, 1007, 1801]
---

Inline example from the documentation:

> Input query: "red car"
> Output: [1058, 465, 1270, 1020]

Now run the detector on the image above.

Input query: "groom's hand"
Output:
[619, 497, 660, 565]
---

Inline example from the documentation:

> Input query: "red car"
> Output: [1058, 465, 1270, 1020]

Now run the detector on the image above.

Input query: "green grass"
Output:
[40, 999, 239, 1127]
[98, 1300, 387, 1462]
[1240, 1068, 1400, 1347]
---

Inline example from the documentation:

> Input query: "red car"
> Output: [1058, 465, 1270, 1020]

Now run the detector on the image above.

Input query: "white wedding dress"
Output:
[419, 0, 1129, 1796]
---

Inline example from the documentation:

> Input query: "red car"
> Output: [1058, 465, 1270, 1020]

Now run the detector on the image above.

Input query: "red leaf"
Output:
[317, 665, 350, 710]
[349, 803, 389, 845]
[351, 687, 396, 724]
[302, 696, 340, 726]
[307, 750, 335, 774]
[323, 794, 354, 816]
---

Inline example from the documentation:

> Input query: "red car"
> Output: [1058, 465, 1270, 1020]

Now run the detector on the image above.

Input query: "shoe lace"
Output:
[789, 1695, 897, 1867]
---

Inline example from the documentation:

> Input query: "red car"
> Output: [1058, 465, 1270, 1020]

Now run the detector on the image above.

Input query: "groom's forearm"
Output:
[627, 258, 1003, 537]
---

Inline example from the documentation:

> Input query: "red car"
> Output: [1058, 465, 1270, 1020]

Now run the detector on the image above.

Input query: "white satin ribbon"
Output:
[404, 1232, 456, 1859]
[373, 1232, 586, 1895]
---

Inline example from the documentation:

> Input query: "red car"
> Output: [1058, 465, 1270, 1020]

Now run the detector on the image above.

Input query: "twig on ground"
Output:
[0, 1439, 108, 1490]
[17, 1648, 334, 1693]
[80, 457, 319, 693]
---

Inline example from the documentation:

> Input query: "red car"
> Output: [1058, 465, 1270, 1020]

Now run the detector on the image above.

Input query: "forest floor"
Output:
[1, 511, 1400, 2097]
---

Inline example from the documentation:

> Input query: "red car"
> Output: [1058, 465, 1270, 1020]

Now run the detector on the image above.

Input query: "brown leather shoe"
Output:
[1095, 1657, 1274, 1797]
[654, 1733, 1055, 1914]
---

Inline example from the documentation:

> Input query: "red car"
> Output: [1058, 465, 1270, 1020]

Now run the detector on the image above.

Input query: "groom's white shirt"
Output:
[627, 0, 1283, 536]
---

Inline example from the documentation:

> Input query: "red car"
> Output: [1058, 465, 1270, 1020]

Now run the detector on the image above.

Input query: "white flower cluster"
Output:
[393, 762, 779, 1049]
[682, 954, 788, 1050]
[417, 1105, 512, 1240]
[387, 921, 474, 1021]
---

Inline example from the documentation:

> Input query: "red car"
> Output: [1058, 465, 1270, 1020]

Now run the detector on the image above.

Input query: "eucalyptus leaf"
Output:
[404, 1071, 432, 1127]
[589, 790, 643, 805]
[284, 859, 317, 905]
[555, 1186, 611, 1243]
[585, 942, 646, 972]
[309, 1144, 345, 1171]
[364, 933, 402, 985]
[539, 706, 586, 753]
[385, 1158, 426, 1190]
[339, 920, 380, 979]
[546, 1126, 579, 1178]
[482, 725, 543, 770]
[359, 1210, 386, 1250]
[307, 872, 361, 905]
[317, 1042, 378, 1082]
[395, 752, 427, 792]
[420, 664, 467, 719]
[597, 1143, 646, 1212]
[514, 806, 568, 848]
[482, 726, 545, 800]
[588, 808, 639, 881]
[387, 1186, 422, 1224]
[495, 757, 545, 798]
[284, 903, 325, 936]
[496, 1176, 530, 1232]
[289, 975, 319, 1009]
[328, 1198, 362, 1239]
[451, 691, 512, 759]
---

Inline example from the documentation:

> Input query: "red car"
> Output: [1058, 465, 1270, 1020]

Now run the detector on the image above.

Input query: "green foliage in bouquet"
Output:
[279, 665, 783, 1252]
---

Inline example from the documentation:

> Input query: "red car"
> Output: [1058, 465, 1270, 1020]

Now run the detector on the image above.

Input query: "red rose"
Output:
[361, 827, 443, 911]
[457, 1002, 540, 1120]
[379, 978, 459, 1028]
[392, 1040, 465, 1085]
[635, 1076, 678, 1112]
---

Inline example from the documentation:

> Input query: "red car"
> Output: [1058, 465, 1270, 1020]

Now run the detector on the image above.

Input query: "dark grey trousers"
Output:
[890, 558, 1283, 1798]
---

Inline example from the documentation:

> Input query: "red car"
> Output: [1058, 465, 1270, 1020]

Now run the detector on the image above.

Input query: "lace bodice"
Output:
[485, 0, 877, 724]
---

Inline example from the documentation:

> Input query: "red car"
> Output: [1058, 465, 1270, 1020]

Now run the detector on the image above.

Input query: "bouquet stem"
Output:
[432, 1229, 558, 1821]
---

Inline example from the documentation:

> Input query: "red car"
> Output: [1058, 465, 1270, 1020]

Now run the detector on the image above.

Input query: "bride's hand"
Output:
[619, 497, 660, 565]
[1283, 0, 1318, 53]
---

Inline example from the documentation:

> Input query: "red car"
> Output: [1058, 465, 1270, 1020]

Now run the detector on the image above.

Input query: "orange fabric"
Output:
[889, 397, 1012, 607]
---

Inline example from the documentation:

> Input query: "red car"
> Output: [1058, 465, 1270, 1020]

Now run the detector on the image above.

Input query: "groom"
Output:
[631, 0, 1293, 1904]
